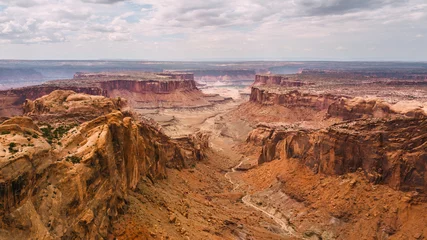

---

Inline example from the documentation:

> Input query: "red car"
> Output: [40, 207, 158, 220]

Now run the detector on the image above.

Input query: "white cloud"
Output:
[0, 0, 426, 60]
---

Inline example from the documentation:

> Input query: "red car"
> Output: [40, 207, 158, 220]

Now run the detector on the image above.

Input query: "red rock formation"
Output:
[249, 87, 339, 111]
[23, 90, 127, 125]
[0, 86, 104, 117]
[99, 79, 197, 94]
[0, 72, 219, 117]
[255, 117, 427, 192]
[253, 74, 313, 87]
[0, 109, 208, 239]
[327, 97, 427, 120]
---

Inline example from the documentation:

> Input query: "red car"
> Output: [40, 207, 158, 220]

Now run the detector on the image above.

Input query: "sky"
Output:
[0, 0, 426, 61]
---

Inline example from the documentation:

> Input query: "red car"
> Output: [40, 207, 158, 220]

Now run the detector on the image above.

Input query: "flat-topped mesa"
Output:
[0, 71, 221, 117]
[59, 71, 198, 93]
[249, 87, 340, 111]
[73, 71, 194, 80]
[57, 72, 211, 109]
[253, 74, 313, 87]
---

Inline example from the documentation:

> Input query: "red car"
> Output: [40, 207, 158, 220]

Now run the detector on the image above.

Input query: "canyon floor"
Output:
[113, 81, 427, 240]
[113, 93, 299, 239]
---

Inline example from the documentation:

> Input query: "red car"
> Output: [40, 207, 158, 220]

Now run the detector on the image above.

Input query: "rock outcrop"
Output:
[253, 74, 313, 87]
[0, 93, 208, 239]
[249, 87, 339, 111]
[23, 90, 128, 125]
[254, 117, 427, 192]
[0, 72, 223, 118]
[327, 97, 427, 120]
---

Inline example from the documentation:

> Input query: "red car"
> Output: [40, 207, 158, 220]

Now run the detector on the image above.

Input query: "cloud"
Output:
[297, 0, 406, 16]
[108, 32, 132, 41]
[81, 0, 126, 4]
[0, 0, 426, 61]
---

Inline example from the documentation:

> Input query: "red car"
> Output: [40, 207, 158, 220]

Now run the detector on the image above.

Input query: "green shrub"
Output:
[66, 156, 81, 164]
[8, 142, 18, 154]
[41, 124, 77, 144]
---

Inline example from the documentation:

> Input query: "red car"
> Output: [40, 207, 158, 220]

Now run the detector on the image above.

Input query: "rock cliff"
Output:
[0, 72, 219, 118]
[254, 117, 427, 192]
[0, 93, 208, 239]
[327, 97, 427, 120]
[249, 87, 339, 111]
[253, 74, 313, 87]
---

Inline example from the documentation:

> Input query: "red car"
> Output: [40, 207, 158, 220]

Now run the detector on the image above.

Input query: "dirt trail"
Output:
[225, 160, 297, 237]
[201, 110, 298, 238]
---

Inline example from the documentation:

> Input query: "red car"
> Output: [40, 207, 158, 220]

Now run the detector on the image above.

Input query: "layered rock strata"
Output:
[0, 72, 220, 117]
[22, 90, 127, 125]
[0, 93, 208, 239]
[253, 117, 427, 192]
[253, 74, 313, 87]
[249, 88, 339, 111]
[327, 97, 427, 120]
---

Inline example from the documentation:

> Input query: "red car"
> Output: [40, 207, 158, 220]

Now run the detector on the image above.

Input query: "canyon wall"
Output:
[254, 117, 427, 192]
[253, 74, 312, 87]
[327, 97, 427, 120]
[0, 108, 208, 239]
[0, 72, 212, 117]
[99, 79, 197, 94]
[249, 87, 339, 111]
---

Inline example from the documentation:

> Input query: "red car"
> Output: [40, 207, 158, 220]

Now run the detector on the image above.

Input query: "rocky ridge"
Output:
[252, 116, 427, 192]
[0, 91, 208, 239]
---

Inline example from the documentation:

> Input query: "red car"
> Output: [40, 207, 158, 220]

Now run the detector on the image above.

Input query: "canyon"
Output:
[1, 69, 427, 239]
[0, 72, 229, 118]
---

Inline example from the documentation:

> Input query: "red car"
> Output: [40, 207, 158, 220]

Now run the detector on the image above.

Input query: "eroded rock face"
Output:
[0, 102, 208, 239]
[327, 97, 427, 120]
[253, 74, 313, 87]
[0, 86, 104, 118]
[23, 90, 128, 125]
[0, 72, 216, 118]
[249, 87, 338, 111]
[255, 117, 427, 192]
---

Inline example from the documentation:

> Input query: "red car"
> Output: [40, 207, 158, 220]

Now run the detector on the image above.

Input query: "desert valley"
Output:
[1, 61, 427, 239]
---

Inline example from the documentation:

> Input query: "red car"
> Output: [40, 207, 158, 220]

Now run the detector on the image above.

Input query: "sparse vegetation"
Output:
[8, 142, 18, 154]
[66, 156, 81, 164]
[40, 124, 78, 144]
[1, 131, 11, 135]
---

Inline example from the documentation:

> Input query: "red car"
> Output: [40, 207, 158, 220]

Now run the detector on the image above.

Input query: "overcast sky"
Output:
[0, 0, 426, 61]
